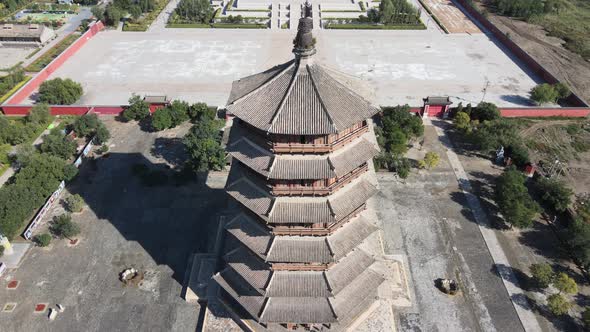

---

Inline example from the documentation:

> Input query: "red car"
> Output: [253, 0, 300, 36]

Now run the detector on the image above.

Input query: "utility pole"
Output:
[480, 79, 490, 103]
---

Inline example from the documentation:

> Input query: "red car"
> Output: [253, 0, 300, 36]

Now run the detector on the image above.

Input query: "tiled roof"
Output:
[329, 179, 377, 220]
[266, 271, 332, 297]
[269, 199, 333, 224]
[226, 61, 379, 136]
[325, 249, 375, 294]
[267, 237, 332, 264]
[225, 213, 271, 259]
[260, 297, 337, 323]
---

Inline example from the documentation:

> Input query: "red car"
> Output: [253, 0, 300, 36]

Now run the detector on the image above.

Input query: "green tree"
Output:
[553, 82, 571, 100]
[381, 105, 424, 139]
[470, 119, 520, 152]
[529, 263, 554, 288]
[34, 233, 52, 247]
[553, 272, 577, 294]
[534, 177, 573, 212]
[13, 144, 36, 168]
[123, 94, 150, 121]
[453, 111, 471, 132]
[94, 123, 111, 144]
[73, 113, 109, 143]
[91, 5, 105, 21]
[38, 78, 83, 105]
[472, 102, 500, 121]
[167, 100, 190, 127]
[64, 194, 85, 213]
[174, 0, 213, 23]
[188, 102, 212, 121]
[39, 132, 77, 160]
[505, 143, 530, 167]
[495, 167, 540, 228]
[27, 103, 51, 125]
[530, 83, 559, 105]
[183, 118, 225, 172]
[151, 108, 172, 131]
[567, 218, 590, 270]
[547, 293, 571, 316]
[104, 4, 123, 26]
[129, 4, 142, 19]
[50, 214, 80, 239]
[582, 307, 590, 329]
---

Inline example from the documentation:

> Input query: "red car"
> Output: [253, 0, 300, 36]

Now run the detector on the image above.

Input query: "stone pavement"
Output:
[429, 118, 542, 332]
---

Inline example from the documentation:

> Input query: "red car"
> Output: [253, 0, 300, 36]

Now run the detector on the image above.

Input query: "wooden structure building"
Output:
[214, 4, 384, 330]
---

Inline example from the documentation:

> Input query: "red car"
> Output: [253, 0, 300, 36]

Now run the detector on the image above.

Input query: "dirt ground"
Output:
[517, 118, 590, 194]
[421, 0, 482, 34]
[472, 1, 590, 104]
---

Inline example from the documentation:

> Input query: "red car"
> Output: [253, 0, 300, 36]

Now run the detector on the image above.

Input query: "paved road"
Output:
[429, 119, 542, 332]
[149, 0, 179, 32]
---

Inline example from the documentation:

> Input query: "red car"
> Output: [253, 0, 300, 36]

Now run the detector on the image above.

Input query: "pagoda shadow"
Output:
[67, 152, 226, 285]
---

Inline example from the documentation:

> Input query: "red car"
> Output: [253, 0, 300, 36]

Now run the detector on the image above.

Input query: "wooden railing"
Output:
[271, 125, 369, 154]
[271, 205, 366, 236]
[271, 263, 331, 271]
[271, 164, 368, 196]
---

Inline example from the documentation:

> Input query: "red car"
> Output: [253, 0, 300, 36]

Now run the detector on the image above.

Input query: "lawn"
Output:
[18, 12, 72, 23]
[25, 33, 79, 72]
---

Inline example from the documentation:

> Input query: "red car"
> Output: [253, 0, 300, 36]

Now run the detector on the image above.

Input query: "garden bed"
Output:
[25, 33, 79, 72]
[122, 0, 168, 32]
[0, 76, 31, 104]
[166, 22, 267, 28]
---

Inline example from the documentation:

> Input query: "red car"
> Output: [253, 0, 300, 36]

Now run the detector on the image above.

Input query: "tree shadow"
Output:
[490, 263, 534, 291]
[500, 95, 535, 106]
[151, 137, 187, 169]
[67, 151, 226, 285]
[518, 221, 570, 261]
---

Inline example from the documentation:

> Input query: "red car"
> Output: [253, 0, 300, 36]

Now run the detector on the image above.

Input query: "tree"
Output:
[505, 143, 529, 167]
[104, 4, 123, 26]
[91, 5, 105, 21]
[553, 272, 577, 294]
[470, 119, 520, 152]
[129, 5, 142, 19]
[534, 177, 573, 212]
[50, 214, 80, 239]
[73, 114, 109, 143]
[422, 152, 440, 169]
[381, 105, 424, 139]
[530, 83, 559, 105]
[27, 103, 51, 125]
[38, 78, 83, 105]
[567, 218, 590, 270]
[184, 119, 225, 172]
[547, 293, 571, 316]
[151, 108, 172, 131]
[34, 233, 52, 247]
[13, 144, 36, 168]
[582, 308, 590, 329]
[385, 127, 408, 155]
[453, 112, 471, 132]
[39, 132, 77, 160]
[472, 102, 500, 121]
[495, 167, 540, 228]
[188, 102, 213, 122]
[94, 123, 111, 144]
[529, 263, 554, 288]
[123, 94, 150, 121]
[167, 100, 190, 127]
[174, 0, 213, 23]
[553, 83, 571, 100]
[65, 194, 85, 213]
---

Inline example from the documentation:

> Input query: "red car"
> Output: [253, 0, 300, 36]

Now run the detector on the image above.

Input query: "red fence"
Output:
[3, 21, 105, 105]
[453, 0, 588, 107]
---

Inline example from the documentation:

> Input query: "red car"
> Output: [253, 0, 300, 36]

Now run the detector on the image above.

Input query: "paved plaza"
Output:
[46, 25, 539, 107]
[0, 118, 227, 331]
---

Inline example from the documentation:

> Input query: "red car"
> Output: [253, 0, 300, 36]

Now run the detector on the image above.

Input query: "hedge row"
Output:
[0, 76, 31, 104]
[324, 23, 426, 29]
[167, 23, 267, 28]
[25, 33, 80, 72]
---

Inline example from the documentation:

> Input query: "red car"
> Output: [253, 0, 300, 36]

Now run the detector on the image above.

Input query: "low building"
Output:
[0, 23, 56, 45]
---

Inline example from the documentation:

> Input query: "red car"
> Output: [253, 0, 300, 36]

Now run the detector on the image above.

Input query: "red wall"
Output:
[453, 0, 588, 107]
[4, 21, 105, 105]
[1, 105, 124, 116]
[500, 108, 590, 118]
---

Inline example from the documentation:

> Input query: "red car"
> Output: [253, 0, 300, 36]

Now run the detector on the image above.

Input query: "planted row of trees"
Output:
[492, 0, 566, 19]
[172, 0, 213, 24]
[92, 0, 156, 26]
[359, 0, 421, 25]
[0, 103, 51, 145]
[530, 83, 571, 105]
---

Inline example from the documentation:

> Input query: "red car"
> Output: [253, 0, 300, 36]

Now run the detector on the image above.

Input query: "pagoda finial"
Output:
[292, 1, 316, 58]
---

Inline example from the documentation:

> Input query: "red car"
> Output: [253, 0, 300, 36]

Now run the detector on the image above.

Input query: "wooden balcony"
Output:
[271, 125, 369, 154]
[271, 205, 366, 236]
[271, 164, 369, 196]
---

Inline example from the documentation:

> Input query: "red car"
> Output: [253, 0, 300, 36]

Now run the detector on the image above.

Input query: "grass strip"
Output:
[0, 76, 31, 104]
[24, 33, 79, 72]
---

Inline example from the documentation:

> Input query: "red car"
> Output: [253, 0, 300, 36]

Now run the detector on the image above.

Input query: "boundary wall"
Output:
[453, 0, 588, 107]
[1, 105, 125, 116]
[499, 108, 590, 118]
[3, 21, 105, 105]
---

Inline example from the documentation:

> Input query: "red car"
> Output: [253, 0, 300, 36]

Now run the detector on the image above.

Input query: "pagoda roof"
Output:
[226, 60, 379, 136]
[225, 162, 378, 225]
[227, 129, 380, 180]
[224, 212, 378, 264]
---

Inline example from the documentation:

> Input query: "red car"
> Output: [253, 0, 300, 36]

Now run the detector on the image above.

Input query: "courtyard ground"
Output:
[0, 117, 227, 331]
[42, 21, 539, 108]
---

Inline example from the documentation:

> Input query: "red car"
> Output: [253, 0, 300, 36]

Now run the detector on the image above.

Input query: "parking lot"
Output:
[46, 26, 539, 107]
[0, 118, 227, 331]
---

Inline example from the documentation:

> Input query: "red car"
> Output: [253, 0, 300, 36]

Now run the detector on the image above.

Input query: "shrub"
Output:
[65, 194, 85, 213]
[39, 132, 77, 160]
[547, 293, 571, 316]
[553, 83, 571, 100]
[553, 272, 577, 294]
[38, 78, 83, 105]
[151, 108, 173, 131]
[50, 214, 80, 239]
[529, 263, 554, 288]
[505, 144, 529, 167]
[534, 177, 573, 212]
[27, 103, 51, 125]
[530, 83, 559, 105]
[422, 152, 440, 169]
[472, 102, 500, 121]
[34, 233, 52, 247]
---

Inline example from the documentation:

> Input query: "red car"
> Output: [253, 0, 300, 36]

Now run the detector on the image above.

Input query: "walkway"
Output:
[429, 119, 542, 332]
[149, 0, 180, 32]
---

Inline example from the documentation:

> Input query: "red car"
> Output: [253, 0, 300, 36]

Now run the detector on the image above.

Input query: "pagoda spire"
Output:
[292, 1, 316, 58]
